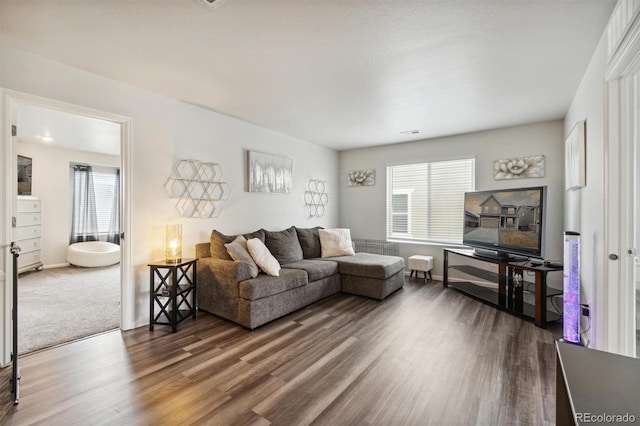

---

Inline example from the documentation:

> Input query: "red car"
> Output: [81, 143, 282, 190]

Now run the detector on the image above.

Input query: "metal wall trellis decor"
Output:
[164, 159, 230, 218]
[304, 179, 328, 217]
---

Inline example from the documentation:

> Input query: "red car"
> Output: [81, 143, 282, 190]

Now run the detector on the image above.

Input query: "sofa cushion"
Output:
[329, 252, 405, 280]
[263, 226, 304, 264]
[244, 229, 266, 243]
[225, 235, 259, 278]
[295, 226, 323, 259]
[210, 229, 265, 261]
[247, 238, 281, 276]
[282, 259, 339, 282]
[239, 268, 308, 301]
[319, 228, 355, 257]
[210, 230, 235, 261]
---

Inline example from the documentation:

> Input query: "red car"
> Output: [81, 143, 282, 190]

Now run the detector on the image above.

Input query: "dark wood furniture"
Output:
[443, 248, 562, 328]
[556, 341, 640, 425]
[149, 258, 197, 332]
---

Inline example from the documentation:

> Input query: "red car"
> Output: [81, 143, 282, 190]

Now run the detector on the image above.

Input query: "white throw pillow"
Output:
[225, 235, 259, 278]
[247, 238, 281, 276]
[318, 228, 355, 258]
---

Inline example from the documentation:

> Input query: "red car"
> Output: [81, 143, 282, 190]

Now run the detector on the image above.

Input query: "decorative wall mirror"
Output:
[17, 155, 32, 195]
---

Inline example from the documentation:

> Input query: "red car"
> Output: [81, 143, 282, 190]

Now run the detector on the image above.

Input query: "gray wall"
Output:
[338, 120, 565, 279]
[16, 142, 120, 267]
[564, 32, 607, 349]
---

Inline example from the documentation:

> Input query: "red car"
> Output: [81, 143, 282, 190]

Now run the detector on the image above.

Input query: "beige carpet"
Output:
[18, 264, 120, 354]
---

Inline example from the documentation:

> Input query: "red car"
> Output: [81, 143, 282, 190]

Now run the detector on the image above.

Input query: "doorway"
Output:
[1, 92, 133, 365]
[15, 102, 122, 353]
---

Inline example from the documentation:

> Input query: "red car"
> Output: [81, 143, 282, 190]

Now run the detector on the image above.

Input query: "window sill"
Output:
[386, 238, 468, 249]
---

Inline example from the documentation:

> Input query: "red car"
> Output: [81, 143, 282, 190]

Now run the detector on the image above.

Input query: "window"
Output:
[92, 168, 119, 234]
[390, 190, 413, 235]
[71, 164, 120, 243]
[386, 158, 475, 244]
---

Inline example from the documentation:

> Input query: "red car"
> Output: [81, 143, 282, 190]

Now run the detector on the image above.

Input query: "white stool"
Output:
[408, 255, 433, 283]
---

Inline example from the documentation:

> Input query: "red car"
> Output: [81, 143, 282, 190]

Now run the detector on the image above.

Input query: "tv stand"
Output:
[472, 248, 528, 262]
[443, 248, 563, 328]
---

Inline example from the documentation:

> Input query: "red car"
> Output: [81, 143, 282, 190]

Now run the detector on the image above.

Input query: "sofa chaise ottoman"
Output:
[195, 226, 405, 329]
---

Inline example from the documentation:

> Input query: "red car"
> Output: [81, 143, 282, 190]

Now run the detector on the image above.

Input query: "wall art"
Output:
[164, 159, 230, 218]
[565, 121, 586, 190]
[493, 155, 545, 180]
[347, 169, 375, 186]
[248, 150, 293, 193]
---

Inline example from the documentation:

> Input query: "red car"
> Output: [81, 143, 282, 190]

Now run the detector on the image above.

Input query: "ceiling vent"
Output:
[400, 130, 420, 135]
[199, 0, 228, 9]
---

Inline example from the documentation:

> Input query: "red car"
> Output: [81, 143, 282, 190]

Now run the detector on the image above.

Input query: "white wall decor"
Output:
[493, 155, 545, 180]
[565, 121, 586, 190]
[347, 169, 375, 186]
[304, 179, 328, 217]
[248, 151, 293, 193]
[165, 159, 230, 218]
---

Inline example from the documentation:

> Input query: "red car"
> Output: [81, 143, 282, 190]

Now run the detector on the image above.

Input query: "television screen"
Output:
[463, 186, 546, 259]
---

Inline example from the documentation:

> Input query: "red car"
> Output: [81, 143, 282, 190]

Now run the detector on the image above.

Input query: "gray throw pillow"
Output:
[244, 229, 265, 243]
[225, 235, 259, 278]
[295, 226, 323, 259]
[210, 230, 235, 260]
[210, 229, 265, 260]
[263, 226, 304, 264]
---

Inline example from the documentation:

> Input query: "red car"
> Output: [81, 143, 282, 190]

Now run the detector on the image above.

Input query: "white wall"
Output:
[564, 33, 608, 349]
[339, 120, 566, 278]
[0, 45, 339, 328]
[15, 142, 120, 267]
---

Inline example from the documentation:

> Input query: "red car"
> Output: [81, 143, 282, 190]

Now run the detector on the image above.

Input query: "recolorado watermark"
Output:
[576, 412, 636, 423]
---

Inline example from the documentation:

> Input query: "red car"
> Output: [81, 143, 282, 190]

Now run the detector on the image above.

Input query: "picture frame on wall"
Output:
[17, 155, 32, 195]
[248, 150, 293, 193]
[565, 120, 586, 190]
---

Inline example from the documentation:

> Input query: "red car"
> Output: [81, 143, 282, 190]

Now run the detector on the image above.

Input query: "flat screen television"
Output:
[463, 186, 546, 260]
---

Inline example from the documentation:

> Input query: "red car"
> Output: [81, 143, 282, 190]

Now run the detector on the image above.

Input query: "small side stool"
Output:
[408, 255, 433, 283]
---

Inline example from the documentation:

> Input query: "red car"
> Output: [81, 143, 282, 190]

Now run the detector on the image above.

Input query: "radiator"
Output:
[351, 239, 399, 256]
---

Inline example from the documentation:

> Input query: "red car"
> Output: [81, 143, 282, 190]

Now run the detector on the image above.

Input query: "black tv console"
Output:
[443, 248, 563, 328]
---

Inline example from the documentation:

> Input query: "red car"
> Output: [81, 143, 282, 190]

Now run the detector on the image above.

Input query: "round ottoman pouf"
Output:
[67, 241, 121, 267]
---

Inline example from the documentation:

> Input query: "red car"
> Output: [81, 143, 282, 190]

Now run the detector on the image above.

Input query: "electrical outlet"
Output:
[581, 304, 590, 317]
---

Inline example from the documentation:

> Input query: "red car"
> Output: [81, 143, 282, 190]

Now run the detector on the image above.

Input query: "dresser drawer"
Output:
[18, 250, 41, 268]
[19, 237, 41, 253]
[16, 212, 41, 226]
[16, 225, 41, 240]
[17, 198, 41, 212]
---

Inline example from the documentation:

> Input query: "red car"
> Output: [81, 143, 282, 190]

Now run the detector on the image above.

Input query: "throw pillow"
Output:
[263, 226, 304, 264]
[210, 230, 235, 260]
[244, 229, 265, 243]
[225, 235, 259, 278]
[247, 238, 281, 276]
[318, 228, 356, 258]
[295, 226, 323, 259]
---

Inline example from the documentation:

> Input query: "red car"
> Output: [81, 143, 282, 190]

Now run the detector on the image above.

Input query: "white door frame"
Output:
[604, 9, 640, 357]
[1, 90, 134, 367]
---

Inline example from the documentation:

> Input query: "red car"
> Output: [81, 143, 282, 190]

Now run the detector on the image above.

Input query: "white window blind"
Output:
[386, 158, 475, 244]
[92, 168, 118, 234]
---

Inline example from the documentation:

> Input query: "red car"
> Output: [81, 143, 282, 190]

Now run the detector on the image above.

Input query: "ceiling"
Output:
[15, 103, 121, 156]
[0, 0, 617, 151]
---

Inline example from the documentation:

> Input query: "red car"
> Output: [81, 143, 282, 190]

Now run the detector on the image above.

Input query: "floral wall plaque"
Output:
[493, 155, 544, 180]
[347, 169, 375, 186]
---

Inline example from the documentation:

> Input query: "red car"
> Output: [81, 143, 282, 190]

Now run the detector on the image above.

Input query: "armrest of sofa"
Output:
[196, 256, 252, 322]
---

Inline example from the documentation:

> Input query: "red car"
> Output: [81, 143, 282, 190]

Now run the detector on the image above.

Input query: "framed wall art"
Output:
[248, 150, 293, 193]
[565, 120, 586, 190]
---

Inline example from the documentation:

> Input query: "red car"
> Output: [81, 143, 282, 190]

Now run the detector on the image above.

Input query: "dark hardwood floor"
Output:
[0, 278, 561, 425]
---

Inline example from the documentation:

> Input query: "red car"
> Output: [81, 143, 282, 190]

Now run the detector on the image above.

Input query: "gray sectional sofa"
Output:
[195, 226, 405, 329]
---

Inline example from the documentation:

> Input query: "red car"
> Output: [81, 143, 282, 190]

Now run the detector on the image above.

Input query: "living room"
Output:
[1, 0, 639, 424]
